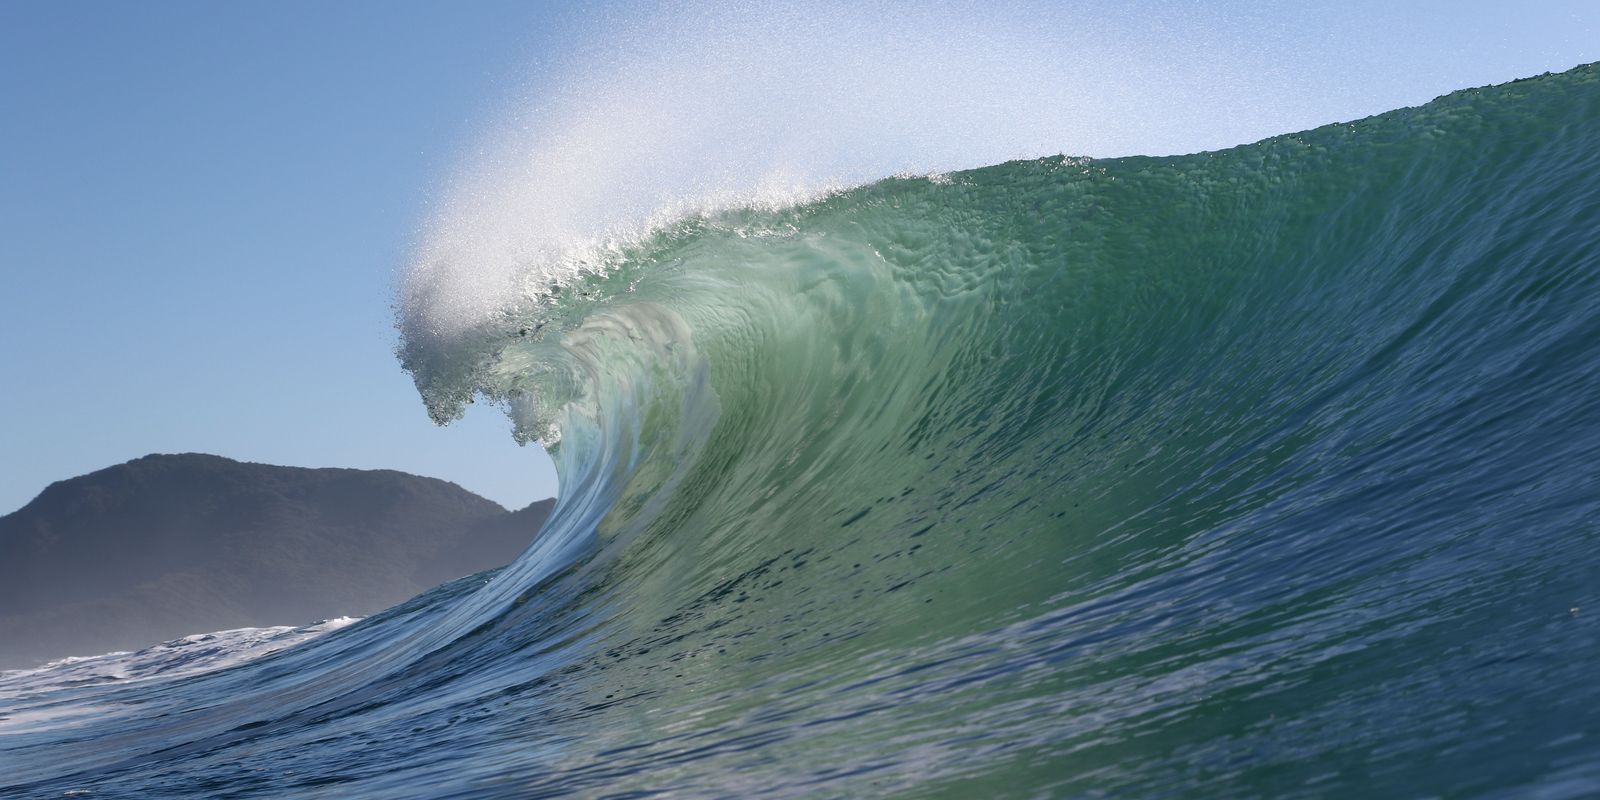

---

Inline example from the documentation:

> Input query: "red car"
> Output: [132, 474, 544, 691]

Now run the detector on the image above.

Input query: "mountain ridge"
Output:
[0, 453, 553, 669]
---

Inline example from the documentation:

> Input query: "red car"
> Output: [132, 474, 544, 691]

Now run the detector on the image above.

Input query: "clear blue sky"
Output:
[2, 1, 1596, 515]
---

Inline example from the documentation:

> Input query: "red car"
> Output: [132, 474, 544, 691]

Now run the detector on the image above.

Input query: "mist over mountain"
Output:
[0, 453, 552, 669]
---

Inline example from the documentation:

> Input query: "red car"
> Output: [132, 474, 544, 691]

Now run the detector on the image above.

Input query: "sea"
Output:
[3, 64, 1599, 798]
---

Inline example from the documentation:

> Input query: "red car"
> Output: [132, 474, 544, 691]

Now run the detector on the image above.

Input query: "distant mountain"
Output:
[0, 453, 553, 669]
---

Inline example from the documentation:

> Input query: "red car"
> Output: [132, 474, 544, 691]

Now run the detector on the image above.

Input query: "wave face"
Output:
[7, 65, 1600, 798]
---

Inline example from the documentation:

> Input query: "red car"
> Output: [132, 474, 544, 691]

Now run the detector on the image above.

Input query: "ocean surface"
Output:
[4, 65, 1600, 798]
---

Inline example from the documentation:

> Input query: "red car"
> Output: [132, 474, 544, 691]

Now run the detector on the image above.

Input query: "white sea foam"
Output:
[0, 617, 361, 734]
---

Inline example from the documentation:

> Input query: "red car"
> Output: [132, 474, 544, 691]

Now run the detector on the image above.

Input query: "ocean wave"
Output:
[6, 64, 1600, 798]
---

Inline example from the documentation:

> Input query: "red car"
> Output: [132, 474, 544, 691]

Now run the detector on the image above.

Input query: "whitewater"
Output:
[5, 48, 1600, 800]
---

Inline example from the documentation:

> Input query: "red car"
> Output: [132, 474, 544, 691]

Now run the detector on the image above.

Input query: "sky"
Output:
[2, 0, 1597, 516]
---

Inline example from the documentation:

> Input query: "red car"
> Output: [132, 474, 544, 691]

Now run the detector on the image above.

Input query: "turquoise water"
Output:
[4, 65, 1600, 798]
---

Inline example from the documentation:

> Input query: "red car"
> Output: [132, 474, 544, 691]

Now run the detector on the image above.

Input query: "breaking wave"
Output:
[5, 64, 1600, 799]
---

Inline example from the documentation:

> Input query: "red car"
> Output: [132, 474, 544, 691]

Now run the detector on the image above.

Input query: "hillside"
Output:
[0, 453, 553, 668]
